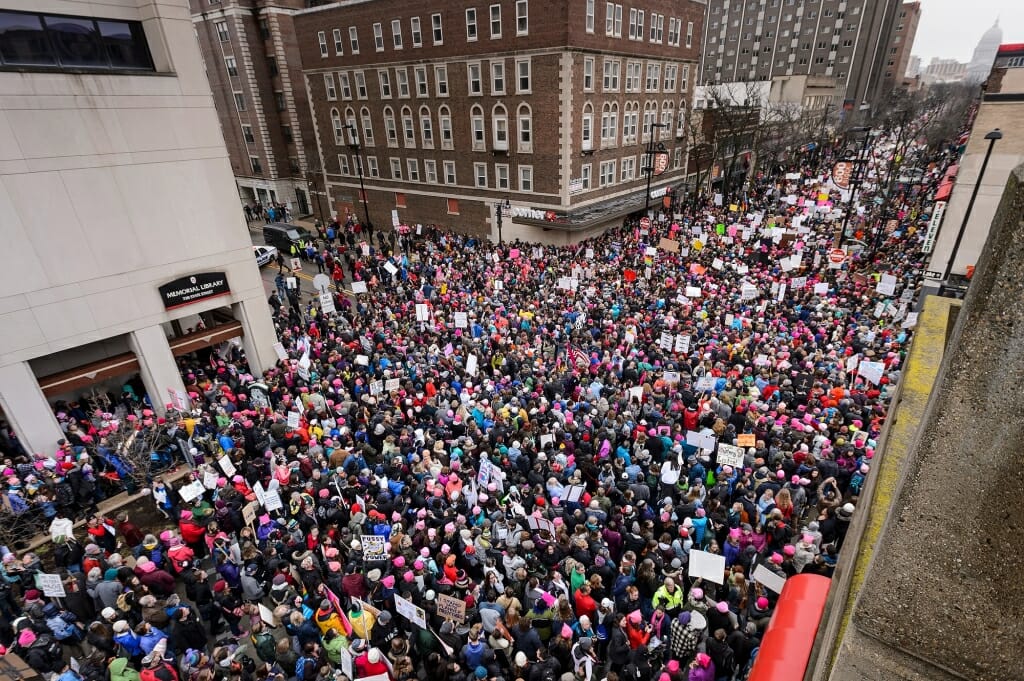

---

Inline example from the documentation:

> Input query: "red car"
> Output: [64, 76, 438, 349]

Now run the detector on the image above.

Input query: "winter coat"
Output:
[109, 658, 142, 681]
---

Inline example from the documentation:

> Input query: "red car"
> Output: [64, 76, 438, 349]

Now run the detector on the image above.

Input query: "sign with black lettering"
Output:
[158, 272, 230, 310]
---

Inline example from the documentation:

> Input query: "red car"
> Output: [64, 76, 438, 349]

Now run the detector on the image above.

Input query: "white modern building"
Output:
[0, 0, 278, 455]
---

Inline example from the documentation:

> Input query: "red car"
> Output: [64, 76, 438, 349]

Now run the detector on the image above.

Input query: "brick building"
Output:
[293, 0, 705, 243]
[191, 0, 321, 215]
[882, 1, 920, 93]
[697, 0, 902, 111]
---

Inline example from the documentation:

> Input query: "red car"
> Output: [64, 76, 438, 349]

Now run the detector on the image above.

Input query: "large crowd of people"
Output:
[0, 123, 957, 681]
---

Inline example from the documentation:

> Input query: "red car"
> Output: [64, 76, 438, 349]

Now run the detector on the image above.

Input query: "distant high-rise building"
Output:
[906, 55, 922, 79]
[922, 57, 968, 85]
[882, 2, 920, 92]
[966, 19, 1003, 82]
[191, 0, 320, 215]
[697, 0, 902, 109]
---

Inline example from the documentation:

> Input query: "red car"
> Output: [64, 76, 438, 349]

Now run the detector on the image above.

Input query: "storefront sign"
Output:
[158, 272, 230, 310]
[510, 206, 566, 223]
[650, 186, 671, 200]
[921, 201, 946, 254]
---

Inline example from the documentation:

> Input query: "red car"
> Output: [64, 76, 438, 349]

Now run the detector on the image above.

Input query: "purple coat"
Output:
[688, 661, 716, 681]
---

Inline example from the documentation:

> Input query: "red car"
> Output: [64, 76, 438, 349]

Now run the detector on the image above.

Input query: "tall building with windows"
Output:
[0, 0, 278, 453]
[698, 0, 902, 110]
[191, 0, 320, 215]
[882, 1, 919, 93]
[293, 0, 705, 243]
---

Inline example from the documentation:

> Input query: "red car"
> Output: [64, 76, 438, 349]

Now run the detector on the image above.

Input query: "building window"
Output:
[224, 56, 237, 76]
[516, 58, 531, 92]
[602, 58, 620, 91]
[623, 101, 638, 143]
[490, 4, 502, 38]
[360, 107, 375, 145]
[676, 100, 686, 136]
[366, 156, 379, 177]
[349, 26, 359, 53]
[401, 106, 415, 146]
[614, 4, 623, 36]
[496, 163, 510, 190]
[432, 13, 443, 44]
[354, 71, 367, 99]
[391, 19, 403, 49]
[516, 0, 528, 35]
[468, 62, 482, 95]
[420, 106, 434, 146]
[383, 107, 397, 146]
[605, 2, 614, 35]
[625, 61, 641, 92]
[686, 21, 693, 48]
[645, 62, 661, 91]
[447, 198, 460, 214]
[491, 60, 505, 94]
[259, 18, 269, 39]
[681, 64, 689, 91]
[331, 108, 343, 143]
[395, 192, 407, 207]
[584, 57, 594, 91]
[586, 0, 595, 32]
[373, 22, 383, 51]
[517, 104, 532, 152]
[444, 160, 457, 184]
[471, 105, 485, 151]
[216, 20, 230, 42]
[425, 160, 438, 183]
[407, 159, 420, 182]
[581, 163, 592, 190]
[581, 103, 594, 151]
[439, 106, 453, 149]
[340, 72, 352, 99]
[414, 66, 428, 97]
[324, 73, 337, 100]
[242, 125, 254, 143]
[600, 102, 618, 146]
[333, 28, 343, 55]
[318, 31, 328, 57]
[492, 104, 509, 150]
[667, 17, 679, 46]
[599, 160, 616, 187]
[520, 165, 533, 191]
[250, 156, 262, 174]
[233, 92, 246, 111]
[621, 156, 635, 182]
[628, 8, 638, 40]
[266, 56, 278, 76]
[390, 158, 402, 179]
[474, 162, 488, 187]
[339, 155, 350, 175]
[396, 68, 410, 98]
[378, 69, 392, 98]
[673, 147, 682, 168]
[466, 8, 478, 40]
[435, 65, 449, 96]
[410, 17, 422, 47]
[663, 64, 677, 91]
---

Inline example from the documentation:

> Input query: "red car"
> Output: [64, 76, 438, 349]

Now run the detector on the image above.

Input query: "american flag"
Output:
[570, 345, 590, 370]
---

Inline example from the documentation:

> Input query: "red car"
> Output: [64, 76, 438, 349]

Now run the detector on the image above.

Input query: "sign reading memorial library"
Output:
[159, 272, 230, 310]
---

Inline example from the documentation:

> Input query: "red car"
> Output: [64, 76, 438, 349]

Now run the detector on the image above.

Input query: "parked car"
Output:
[253, 244, 278, 267]
[262, 223, 313, 254]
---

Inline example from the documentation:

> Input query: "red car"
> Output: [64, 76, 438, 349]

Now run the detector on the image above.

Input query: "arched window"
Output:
[642, 101, 657, 141]
[439, 105, 453, 150]
[383, 106, 397, 146]
[677, 99, 687, 137]
[581, 102, 594, 151]
[622, 101, 639, 144]
[401, 106, 415, 146]
[345, 107, 357, 139]
[331, 108, 343, 145]
[660, 100, 673, 138]
[420, 106, 434, 147]
[470, 104, 485, 151]
[601, 102, 618, 146]
[492, 104, 508, 150]
[517, 103, 532, 153]
[360, 106, 375, 145]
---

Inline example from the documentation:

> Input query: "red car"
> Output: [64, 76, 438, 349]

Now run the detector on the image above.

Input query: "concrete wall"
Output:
[0, 0, 278, 453]
[827, 164, 1024, 680]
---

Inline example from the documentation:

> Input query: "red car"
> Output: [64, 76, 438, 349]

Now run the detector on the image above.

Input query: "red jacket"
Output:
[179, 520, 206, 545]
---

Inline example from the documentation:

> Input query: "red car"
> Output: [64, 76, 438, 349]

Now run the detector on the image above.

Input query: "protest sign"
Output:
[858, 361, 885, 385]
[416, 304, 430, 321]
[876, 274, 897, 296]
[37, 573, 66, 598]
[242, 501, 259, 526]
[454, 312, 468, 328]
[385, 378, 401, 391]
[203, 469, 219, 490]
[361, 535, 388, 560]
[218, 456, 236, 477]
[695, 376, 715, 392]
[466, 354, 478, 376]
[287, 411, 300, 429]
[737, 433, 756, 448]
[436, 593, 467, 623]
[716, 444, 745, 468]
[394, 593, 427, 627]
[351, 281, 368, 294]
[752, 564, 787, 594]
[686, 430, 716, 450]
[177, 480, 206, 503]
[688, 549, 726, 584]
[272, 342, 288, 362]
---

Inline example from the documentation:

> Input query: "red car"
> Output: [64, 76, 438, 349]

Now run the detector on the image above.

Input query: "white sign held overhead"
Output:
[688, 549, 726, 584]
[37, 573, 66, 598]
[752, 564, 787, 594]
[466, 354, 478, 376]
[858, 361, 885, 385]
[454, 312, 468, 328]
[716, 444, 745, 468]
[351, 281, 368, 294]
[415, 303, 430, 321]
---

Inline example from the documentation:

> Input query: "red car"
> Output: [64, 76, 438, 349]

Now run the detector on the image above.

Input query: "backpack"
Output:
[252, 631, 277, 663]
[295, 656, 317, 681]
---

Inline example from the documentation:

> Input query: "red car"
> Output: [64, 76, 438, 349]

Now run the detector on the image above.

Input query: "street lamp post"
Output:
[940, 128, 1002, 295]
[344, 123, 373, 233]
[495, 198, 510, 244]
[643, 122, 668, 216]
[837, 126, 872, 247]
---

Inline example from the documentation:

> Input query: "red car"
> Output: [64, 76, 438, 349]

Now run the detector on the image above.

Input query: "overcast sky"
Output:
[912, 0, 1022, 64]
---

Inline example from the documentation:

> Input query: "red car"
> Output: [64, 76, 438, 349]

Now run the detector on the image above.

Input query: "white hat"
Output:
[367, 649, 381, 664]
